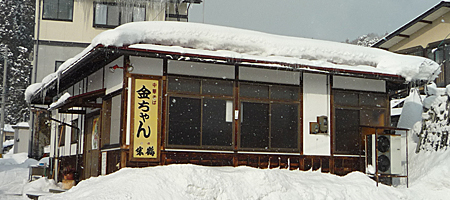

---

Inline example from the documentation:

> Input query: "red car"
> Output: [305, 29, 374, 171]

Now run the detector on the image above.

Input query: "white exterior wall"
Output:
[130, 56, 163, 76]
[240, 67, 300, 85]
[105, 57, 124, 95]
[33, 44, 86, 84]
[87, 68, 104, 92]
[303, 73, 330, 156]
[333, 76, 385, 92]
[168, 60, 235, 79]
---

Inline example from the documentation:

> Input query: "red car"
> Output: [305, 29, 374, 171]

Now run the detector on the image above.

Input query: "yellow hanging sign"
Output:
[133, 79, 159, 159]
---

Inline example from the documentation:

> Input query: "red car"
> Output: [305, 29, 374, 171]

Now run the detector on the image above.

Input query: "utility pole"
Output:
[0, 47, 7, 158]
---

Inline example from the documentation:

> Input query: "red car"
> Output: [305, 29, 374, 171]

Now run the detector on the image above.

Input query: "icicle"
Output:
[57, 71, 61, 95]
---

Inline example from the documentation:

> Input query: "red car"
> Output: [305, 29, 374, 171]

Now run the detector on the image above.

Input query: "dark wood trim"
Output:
[397, 34, 410, 38]
[419, 20, 433, 24]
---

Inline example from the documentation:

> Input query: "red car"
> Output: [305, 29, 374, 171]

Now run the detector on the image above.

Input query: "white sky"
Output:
[188, 0, 442, 42]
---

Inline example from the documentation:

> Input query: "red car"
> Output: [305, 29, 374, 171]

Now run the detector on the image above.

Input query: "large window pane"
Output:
[94, 4, 107, 25]
[334, 92, 358, 106]
[43, 0, 59, 19]
[359, 93, 386, 108]
[107, 5, 120, 26]
[202, 79, 233, 96]
[168, 77, 200, 93]
[58, 0, 73, 20]
[240, 102, 269, 148]
[43, 0, 73, 20]
[271, 104, 298, 149]
[240, 84, 269, 99]
[335, 109, 360, 154]
[270, 86, 299, 100]
[202, 99, 232, 146]
[360, 109, 386, 126]
[168, 97, 201, 146]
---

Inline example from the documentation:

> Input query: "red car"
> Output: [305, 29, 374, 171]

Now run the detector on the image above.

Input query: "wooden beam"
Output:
[397, 34, 410, 38]
[419, 20, 432, 24]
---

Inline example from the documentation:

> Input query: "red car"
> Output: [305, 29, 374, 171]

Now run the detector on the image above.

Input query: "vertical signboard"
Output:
[92, 116, 99, 150]
[132, 79, 159, 159]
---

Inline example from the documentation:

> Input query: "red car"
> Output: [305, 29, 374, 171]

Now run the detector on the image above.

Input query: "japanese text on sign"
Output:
[133, 79, 159, 158]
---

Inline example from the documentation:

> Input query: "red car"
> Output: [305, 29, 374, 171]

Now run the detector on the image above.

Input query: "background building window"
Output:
[239, 83, 299, 151]
[333, 91, 388, 155]
[94, 2, 146, 28]
[55, 61, 64, 72]
[43, 0, 74, 21]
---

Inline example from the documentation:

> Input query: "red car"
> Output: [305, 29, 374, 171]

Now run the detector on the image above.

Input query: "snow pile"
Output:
[0, 153, 37, 199]
[27, 21, 440, 102]
[40, 165, 400, 200]
[416, 82, 450, 151]
[2, 150, 450, 199]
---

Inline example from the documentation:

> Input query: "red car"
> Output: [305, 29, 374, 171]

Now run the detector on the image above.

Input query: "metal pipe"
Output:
[0, 49, 7, 157]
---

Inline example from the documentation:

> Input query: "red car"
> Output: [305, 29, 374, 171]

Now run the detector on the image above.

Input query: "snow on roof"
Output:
[13, 122, 29, 128]
[48, 92, 71, 110]
[26, 21, 440, 102]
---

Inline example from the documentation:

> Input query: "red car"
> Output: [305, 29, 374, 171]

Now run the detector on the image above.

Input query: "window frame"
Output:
[333, 89, 389, 155]
[238, 82, 301, 152]
[42, 0, 74, 21]
[166, 76, 235, 150]
[93, 2, 146, 28]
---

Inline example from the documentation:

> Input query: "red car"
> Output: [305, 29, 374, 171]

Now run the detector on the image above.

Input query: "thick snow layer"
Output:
[92, 21, 439, 81]
[27, 21, 440, 103]
[1, 148, 450, 199]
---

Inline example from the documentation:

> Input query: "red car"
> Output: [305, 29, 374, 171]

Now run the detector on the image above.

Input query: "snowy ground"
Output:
[1, 140, 450, 200]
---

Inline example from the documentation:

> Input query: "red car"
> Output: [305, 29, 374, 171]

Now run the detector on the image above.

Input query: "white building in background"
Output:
[30, 0, 202, 159]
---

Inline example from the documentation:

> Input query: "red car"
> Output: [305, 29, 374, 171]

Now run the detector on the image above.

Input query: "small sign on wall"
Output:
[101, 152, 107, 175]
[132, 78, 160, 159]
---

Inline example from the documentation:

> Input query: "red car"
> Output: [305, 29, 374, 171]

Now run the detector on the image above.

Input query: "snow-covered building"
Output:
[30, 0, 202, 159]
[373, 1, 450, 87]
[26, 22, 439, 182]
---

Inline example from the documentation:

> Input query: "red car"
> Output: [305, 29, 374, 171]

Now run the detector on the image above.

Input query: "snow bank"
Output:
[27, 21, 440, 103]
[40, 165, 400, 200]
[417, 83, 450, 152]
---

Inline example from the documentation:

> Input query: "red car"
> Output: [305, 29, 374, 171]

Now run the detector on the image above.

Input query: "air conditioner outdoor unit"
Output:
[369, 133, 402, 175]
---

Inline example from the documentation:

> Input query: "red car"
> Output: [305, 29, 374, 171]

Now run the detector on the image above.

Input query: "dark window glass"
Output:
[360, 109, 386, 126]
[270, 86, 299, 100]
[168, 97, 201, 146]
[334, 92, 358, 106]
[55, 61, 64, 72]
[43, 0, 73, 21]
[240, 102, 269, 148]
[359, 93, 386, 108]
[168, 77, 200, 93]
[335, 109, 360, 154]
[271, 104, 298, 149]
[240, 84, 269, 99]
[71, 119, 78, 144]
[202, 99, 232, 146]
[202, 79, 233, 96]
